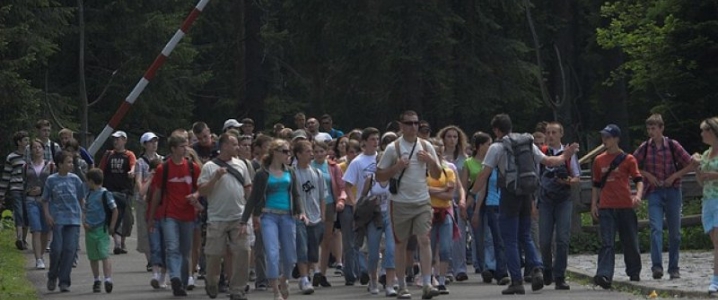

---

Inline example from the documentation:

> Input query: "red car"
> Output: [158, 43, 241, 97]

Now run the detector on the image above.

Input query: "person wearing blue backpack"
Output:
[83, 168, 118, 293]
[470, 114, 578, 295]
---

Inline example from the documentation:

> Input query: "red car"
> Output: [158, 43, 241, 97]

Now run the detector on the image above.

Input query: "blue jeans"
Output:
[482, 206, 506, 278]
[48, 224, 80, 287]
[596, 208, 641, 280]
[296, 222, 324, 263]
[10, 191, 26, 227]
[467, 204, 496, 272]
[647, 187, 682, 273]
[538, 196, 572, 279]
[499, 192, 542, 282]
[430, 213, 453, 262]
[161, 218, 194, 285]
[450, 204, 467, 274]
[339, 206, 365, 281]
[149, 218, 166, 267]
[368, 211, 395, 272]
[260, 213, 296, 279]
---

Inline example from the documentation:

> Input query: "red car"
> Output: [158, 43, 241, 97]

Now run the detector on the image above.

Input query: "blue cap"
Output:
[600, 124, 621, 138]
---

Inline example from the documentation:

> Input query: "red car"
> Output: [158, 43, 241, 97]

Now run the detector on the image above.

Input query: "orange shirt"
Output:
[592, 152, 641, 209]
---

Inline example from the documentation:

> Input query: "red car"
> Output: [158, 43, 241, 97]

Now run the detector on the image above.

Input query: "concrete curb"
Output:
[566, 267, 714, 299]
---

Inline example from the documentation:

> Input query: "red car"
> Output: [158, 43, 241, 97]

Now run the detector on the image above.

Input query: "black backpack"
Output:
[637, 138, 680, 171]
[499, 133, 539, 195]
[159, 159, 196, 205]
[100, 190, 114, 231]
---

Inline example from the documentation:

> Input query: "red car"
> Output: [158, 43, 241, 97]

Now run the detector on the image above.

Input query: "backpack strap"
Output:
[599, 153, 627, 189]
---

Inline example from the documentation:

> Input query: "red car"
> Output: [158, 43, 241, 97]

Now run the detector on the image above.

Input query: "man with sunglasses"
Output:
[320, 114, 344, 139]
[377, 110, 442, 299]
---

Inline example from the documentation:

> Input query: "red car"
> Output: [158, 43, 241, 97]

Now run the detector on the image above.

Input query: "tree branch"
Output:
[45, 70, 66, 129]
[88, 69, 118, 107]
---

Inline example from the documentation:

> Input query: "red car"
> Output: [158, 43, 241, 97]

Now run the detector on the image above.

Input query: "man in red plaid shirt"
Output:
[633, 113, 697, 280]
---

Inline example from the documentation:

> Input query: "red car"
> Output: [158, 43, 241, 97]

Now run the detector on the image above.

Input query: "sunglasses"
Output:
[402, 121, 420, 126]
[276, 149, 291, 155]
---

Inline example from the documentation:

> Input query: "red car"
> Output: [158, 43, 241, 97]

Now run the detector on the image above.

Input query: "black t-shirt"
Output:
[101, 150, 136, 193]
[192, 142, 218, 164]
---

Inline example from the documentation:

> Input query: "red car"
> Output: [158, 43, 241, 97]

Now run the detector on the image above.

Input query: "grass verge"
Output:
[0, 221, 38, 300]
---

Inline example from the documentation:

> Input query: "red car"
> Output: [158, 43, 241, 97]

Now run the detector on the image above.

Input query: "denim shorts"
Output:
[702, 198, 718, 233]
[25, 197, 48, 232]
[296, 222, 324, 263]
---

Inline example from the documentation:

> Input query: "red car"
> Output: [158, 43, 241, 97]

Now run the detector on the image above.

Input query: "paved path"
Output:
[23, 230, 710, 299]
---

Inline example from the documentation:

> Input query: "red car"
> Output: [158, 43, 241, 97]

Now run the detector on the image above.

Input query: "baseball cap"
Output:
[111, 131, 127, 139]
[291, 129, 309, 141]
[600, 124, 621, 138]
[223, 119, 242, 131]
[140, 132, 158, 144]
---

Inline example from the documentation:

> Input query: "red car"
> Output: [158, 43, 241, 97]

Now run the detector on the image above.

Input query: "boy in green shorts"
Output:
[83, 168, 118, 293]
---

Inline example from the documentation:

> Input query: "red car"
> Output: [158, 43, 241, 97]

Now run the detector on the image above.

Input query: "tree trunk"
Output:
[243, 0, 267, 128]
[78, 0, 88, 147]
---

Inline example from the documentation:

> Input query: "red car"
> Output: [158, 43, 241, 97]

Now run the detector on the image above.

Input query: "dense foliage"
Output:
[1, 0, 717, 154]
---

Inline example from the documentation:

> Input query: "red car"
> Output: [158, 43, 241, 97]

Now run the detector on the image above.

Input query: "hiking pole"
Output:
[87, 0, 211, 156]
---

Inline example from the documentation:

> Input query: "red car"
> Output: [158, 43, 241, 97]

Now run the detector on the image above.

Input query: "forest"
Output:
[1, 0, 717, 155]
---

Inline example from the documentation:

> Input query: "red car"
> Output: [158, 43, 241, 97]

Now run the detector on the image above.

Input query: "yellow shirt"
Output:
[427, 167, 456, 208]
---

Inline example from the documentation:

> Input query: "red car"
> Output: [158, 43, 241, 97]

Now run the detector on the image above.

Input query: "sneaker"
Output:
[709, 283, 718, 294]
[23, 241, 29, 250]
[36, 259, 46, 270]
[59, 284, 70, 292]
[312, 273, 321, 287]
[255, 283, 268, 291]
[554, 277, 570, 290]
[299, 279, 315, 295]
[171, 277, 187, 296]
[334, 264, 344, 276]
[396, 288, 411, 299]
[543, 269, 553, 285]
[249, 269, 256, 282]
[669, 270, 681, 279]
[93, 280, 102, 293]
[150, 276, 160, 289]
[319, 274, 331, 287]
[497, 276, 511, 286]
[437, 285, 449, 295]
[230, 292, 248, 300]
[368, 281, 379, 295]
[113, 247, 122, 255]
[15, 240, 24, 250]
[379, 274, 387, 287]
[594, 275, 611, 289]
[501, 282, 525, 295]
[445, 274, 454, 284]
[360, 272, 370, 285]
[104, 280, 113, 293]
[531, 268, 544, 291]
[45, 245, 50, 253]
[652, 267, 663, 279]
[385, 286, 397, 297]
[72, 257, 78, 268]
[47, 277, 57, 291]
[421, 285, 439, 299]
[455, 272, 468, 282]
[292, 264, 300, 279]
[146, 263, 152, 272]
[187, 276, 195, 290]
[159, 274, 168, 289]
[481, 270, 493, 283]
[405, 275, 414, 286]
[205, 284, 219, 299]
[119, 247, 128, 254]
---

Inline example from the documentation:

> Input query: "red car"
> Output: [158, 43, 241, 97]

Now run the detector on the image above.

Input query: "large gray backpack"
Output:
[499, 133, 539, 195]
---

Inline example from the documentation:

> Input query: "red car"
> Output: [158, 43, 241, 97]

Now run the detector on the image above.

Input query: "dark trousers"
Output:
[595, 208, 641, 280]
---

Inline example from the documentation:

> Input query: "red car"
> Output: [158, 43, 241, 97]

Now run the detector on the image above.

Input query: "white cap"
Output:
[140, 132, 158, 144]
[223, 119, 242, 131]
[111, 131, 127, 139]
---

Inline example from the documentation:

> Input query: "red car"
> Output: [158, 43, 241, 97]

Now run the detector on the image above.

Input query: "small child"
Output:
[42, 152, 86, 293]
[84, 168, 118, 293]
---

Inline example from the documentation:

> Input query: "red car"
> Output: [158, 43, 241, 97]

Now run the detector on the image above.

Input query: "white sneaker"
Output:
[368, 281, 379, 295]
[300, 279, 314, 295]
[36, 259, 46, 270]
[385, 286, 397, 297]
[187, 276, 195, 290]
[709, 283, 718, 293]
[159, 273, 168, 289]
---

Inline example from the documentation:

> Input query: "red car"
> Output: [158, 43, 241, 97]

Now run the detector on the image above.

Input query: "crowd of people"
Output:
[2, 111, 718, 299]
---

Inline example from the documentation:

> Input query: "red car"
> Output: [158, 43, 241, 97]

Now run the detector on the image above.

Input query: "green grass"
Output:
[0, 215, 38, 300]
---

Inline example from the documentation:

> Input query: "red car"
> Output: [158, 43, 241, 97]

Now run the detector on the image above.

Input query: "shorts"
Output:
[135, 201, 150, 253]
[390, 200, 432, 243]
[325, 203, 336, 223]
[85, 226, 111, 261]
[702, 198, 718, 233]
[25, 197, 48, 233]
[204, 220, 250, 256]
[296, 222, 324, 263]
[406, 235, 418, 251]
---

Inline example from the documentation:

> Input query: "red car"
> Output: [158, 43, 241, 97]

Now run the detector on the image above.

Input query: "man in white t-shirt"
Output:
[198, 133, 253, 300]
[469, 114, 578, 295]
[306, 118, 333, 143]
[376, 110, 442, 300]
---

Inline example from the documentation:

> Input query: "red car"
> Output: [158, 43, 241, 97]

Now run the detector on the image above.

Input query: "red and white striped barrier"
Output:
[88, 0, 211, 156]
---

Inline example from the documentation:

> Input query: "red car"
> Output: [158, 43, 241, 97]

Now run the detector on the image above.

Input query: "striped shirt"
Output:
[0, 151, 27, 195]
